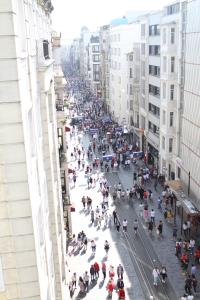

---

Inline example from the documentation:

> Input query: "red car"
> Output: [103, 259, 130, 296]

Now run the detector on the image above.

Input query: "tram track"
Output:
[106, 173, 177, 300]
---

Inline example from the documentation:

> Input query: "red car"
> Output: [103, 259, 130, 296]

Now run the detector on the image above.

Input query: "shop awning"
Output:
[166, 180, 199, 216]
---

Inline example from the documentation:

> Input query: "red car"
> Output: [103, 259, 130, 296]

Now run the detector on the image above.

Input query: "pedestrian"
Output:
[118, 288, 125, 300]
[90, 265, 95, 281]
[82, 196, 86, 209]
[78, 276, 85, 292]
[185, 275, 192, 295]
[133, 219, 139, 235]
[191, 264, 196, 276]
[106, 278, 115, 297]
[91, 240, 96, 255]
[104, 240, 110, 257]
[116, 218, 121, 232]
[150, 209, 155, 224]
[109, 265, 115, 279]
[117, 264, 124, 279]
[72, 174, 76, 187]
[172, 226, 178, 240]
[160, 266, 167, 283]
[102, 262, 106, 280]
[122, 219, 128, 232]
[90, 210, 94, 224]
[187, 219, 191, 237]
[157, 220, 163, 237]
[83, 271, 89, 292]
[94, 262, 100, 279]
[191, 274, 197, 293]
[183, 222, 188, 238]
[148, 221, 153, 234]
[71, 272, 77, 289]
[152, 267, 159, 286]
[117, 278, 124, 289]
[83, 235, 88, 251]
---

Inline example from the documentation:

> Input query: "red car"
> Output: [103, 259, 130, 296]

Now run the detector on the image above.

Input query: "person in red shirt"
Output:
[106, 278, 115, 297]
[118, 288, 125, 299]
[93, 262, 100, 279]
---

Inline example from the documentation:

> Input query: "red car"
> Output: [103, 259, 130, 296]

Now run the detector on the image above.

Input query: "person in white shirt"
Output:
[122, 219, 128, 232]
[152, 267, 159, 286]
[150, 209, 155, 224]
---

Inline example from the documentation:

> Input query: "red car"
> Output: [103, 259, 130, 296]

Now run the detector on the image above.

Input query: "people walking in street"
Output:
[90, 265, 95, 281]
[83, 271, 89, 292]
[113, 210, 117, 223]
[104, 240, 110, 257]
[71, 272, 77, 289]
[160, 266, 167, 283]
[117, 264, 124, 279]
[185, 275, 192, 295]
[157, 220, 163, 237]
[106, 278, 115, 297]
[122, 219, 128, 232]
[94, 262, 100, 279]
[102, 262, 106, 280]
[78, 276, 85, 292]
[91, 240, 96, 255]
[117, 277, 124, 290]
[116, 218, 121, 232]
[150, 209, 155, 224]
[133, 219, 139, 235]
[148, 221, 153, 235]
[118, 288, 126, 300]
[152, 267, 159, 286]
[183, 222, 188, 238]
[81, 196, 86, 209]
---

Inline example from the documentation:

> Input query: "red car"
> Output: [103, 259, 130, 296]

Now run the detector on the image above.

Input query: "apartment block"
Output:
[0, 1, 67, 299]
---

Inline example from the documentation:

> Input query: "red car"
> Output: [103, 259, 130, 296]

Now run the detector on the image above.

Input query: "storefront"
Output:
[166, 180, 200, 236]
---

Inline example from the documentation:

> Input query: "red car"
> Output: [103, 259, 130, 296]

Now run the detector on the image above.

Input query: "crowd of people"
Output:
[66, 77, 199, 299]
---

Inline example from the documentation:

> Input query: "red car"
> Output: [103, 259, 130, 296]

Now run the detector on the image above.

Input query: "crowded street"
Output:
[65, 78, 200, 300]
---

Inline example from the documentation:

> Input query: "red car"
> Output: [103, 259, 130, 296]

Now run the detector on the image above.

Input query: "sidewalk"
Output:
[66, 132, 145, 299]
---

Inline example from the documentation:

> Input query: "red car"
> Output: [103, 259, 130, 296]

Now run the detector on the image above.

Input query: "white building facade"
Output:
[99, 25, 110, 112]
[179, 0, 200, 207]
[109, 22, 140, 126]
[159, 1, 183, 180]
[0, 1, 67, 300]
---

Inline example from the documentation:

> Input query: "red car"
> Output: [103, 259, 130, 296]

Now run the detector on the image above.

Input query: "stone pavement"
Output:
[66, 132, 145, 300]
[66, 129, 200, 299]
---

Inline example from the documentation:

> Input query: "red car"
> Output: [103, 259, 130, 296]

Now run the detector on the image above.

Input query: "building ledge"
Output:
[38, 59, 54, 71]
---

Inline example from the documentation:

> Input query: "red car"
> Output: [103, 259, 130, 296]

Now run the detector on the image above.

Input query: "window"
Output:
[118, 34, 120, 42]
[149, 65, 160, 77]
[130, 84, 133, 95]
[130, 68, 133, 78]
[93, 64, 99, 72]
[149, 25, 160, 36]
[141, 43, 145, 55]
[163, 110, 166, 125]
[93, 55, 99, 62]
[92, 45, 99, 52]
[129, 54, 133, 61]
[118, 48, 121, 56]
[169, 112, 174, 126]
[163, 56, 167, 72]
[164, 3, 180, 15]
[171, 57, 175, 72]
[162, 136, 165, 150]
[149, 45, 160, 56]
[171, 28, 175, 44]
[149, 84, 160, 97]
[149, 103, 160, 117]
[178, 167, 181, 178]
[43, 40, 50, 59]
[163, 28, 166, 44]
[170, 84, 174, 100]
[141, 24, 145, 37]
[163, 82, 166, 98]
[169, 138, 173, 152]
[141, 62, 145, 77]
